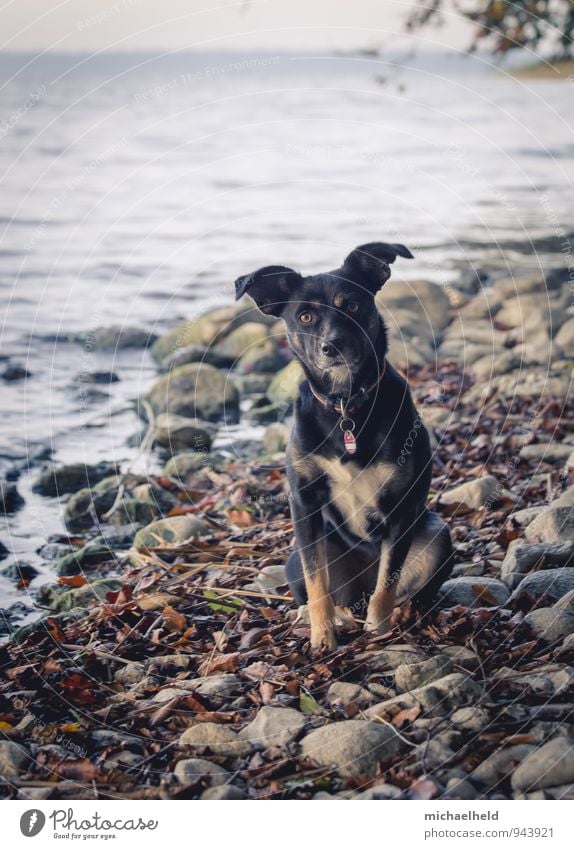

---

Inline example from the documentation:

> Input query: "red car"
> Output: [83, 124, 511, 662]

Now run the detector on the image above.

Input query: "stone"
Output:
[525, 508, 574, 544]
[555, 317, 574, 349]
[366, 673, 483, 721]
[326, 682, 375, 707]
[114, 664, 145, 686]
[2, 363, 31, 381]
[354, 783, 402, 800]
[236, 342, 284, 374]
[451, 706, 492, 733]
[266, 361, 304, 406]
[500, 540, 574, 588]
[439, 475, 506, 511]
[63, 479, 119, 532]
[301, 720, 404, 778]
[0, 541, 9, 560]
[386, 335, 435, 371]
[0, 480, 24, 514]
[179, 723, 252, 757]
[415, 737, 456, 770]
[2, 561, 38, 582]
[554, 589, 574, 615]
[472, 351, 522, 377]
[471, 745, 536, 788]
[511, 568, 574, 607]
[394, 655, 453, 692]
[215, 322, 269, 360]
[520, 444, 573, 463]
[376, 278, 452, 330]
[511, 738, 574, 792]
[33, 461, 119, 497]
[238, 706, 307, 748]
[150, 302, 273, 363]
[366, 644, 429, 671]
[147, 362, 239, 424]
[262, 423, 290, 455]
[78, 370, 120, 384]
[160, 344, 233, 371]
[174, 757, 231, 788]
[552, 486, 574, 508]
[438, 576, 510, 609]
[163, 451, 215, 480]
[201, 785, 248, 800]
[133, 515, 211, 549]
[439, 645, 480, 671]
[80, 325, 156, 350]
[153, 413, 214, 452]
[523, 608, 574, 641]
[48, 578, 123, 612]
[0, 741, 32, 778]
[443, 777, 479, 799]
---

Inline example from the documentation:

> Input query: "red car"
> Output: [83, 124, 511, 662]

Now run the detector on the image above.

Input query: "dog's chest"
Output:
[315, 456, 398, 538]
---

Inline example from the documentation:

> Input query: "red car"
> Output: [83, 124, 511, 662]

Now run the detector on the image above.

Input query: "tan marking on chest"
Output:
[315, 456, 398, 537]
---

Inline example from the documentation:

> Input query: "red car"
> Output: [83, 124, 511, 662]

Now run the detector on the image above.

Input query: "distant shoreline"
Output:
[511, 58, 574, 79]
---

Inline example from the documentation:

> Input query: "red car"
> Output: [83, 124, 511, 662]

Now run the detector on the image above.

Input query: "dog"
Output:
[235, 242, 453, 650]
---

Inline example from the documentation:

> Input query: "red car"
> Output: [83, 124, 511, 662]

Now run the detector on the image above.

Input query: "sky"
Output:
[0, 0, 474, 53]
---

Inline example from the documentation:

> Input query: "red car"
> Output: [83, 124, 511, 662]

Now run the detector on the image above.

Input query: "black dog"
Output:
[235, 242, 453, 650]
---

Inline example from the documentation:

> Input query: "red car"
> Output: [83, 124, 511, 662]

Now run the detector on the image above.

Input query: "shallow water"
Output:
[1, 49, 573, 617]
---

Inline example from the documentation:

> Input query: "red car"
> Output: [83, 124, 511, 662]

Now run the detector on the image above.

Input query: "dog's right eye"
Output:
[299, 312, 314, 324]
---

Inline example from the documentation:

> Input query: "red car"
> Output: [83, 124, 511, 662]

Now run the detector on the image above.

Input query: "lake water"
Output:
[1, 49, 573, 617]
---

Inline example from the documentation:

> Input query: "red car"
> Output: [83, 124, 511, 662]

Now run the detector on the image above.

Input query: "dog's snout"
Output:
[321, 338, 342, 357]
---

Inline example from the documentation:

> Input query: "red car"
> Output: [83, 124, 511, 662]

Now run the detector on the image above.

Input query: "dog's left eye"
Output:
[299, 312, 314, 324]
[347, 302, 360, 314]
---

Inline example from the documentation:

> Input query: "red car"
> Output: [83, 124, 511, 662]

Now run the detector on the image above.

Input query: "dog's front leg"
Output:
[290, 494, 336, 651]
[365, 523, 413, 635]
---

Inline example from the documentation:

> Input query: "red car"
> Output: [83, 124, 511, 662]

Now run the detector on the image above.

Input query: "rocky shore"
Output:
[1, 265, 573, 800]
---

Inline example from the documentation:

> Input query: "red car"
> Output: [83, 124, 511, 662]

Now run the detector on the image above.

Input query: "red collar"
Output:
[307, 359, 387, 415]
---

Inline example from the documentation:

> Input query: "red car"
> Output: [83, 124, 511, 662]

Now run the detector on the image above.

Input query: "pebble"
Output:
[439, 475, 509, 510]
[366, 673, 483, 721]
[525, 507, 574, 544]
[0, 741, 31, 778]
[523, 608, 574, 642]
[471, 744, 536, 788]
[511, 568, 574, 606]
[179, 723, 252, 757]
[238, 706, 307, 748]
[326, 681, 375, 707]
[394, 654, 453, 692]
[301, 720, 404, 778]
[201, 785, 248, 800]
[174, 757, 231, 788]
[511, 738, 574, 792]
[439, 576, 510, 608]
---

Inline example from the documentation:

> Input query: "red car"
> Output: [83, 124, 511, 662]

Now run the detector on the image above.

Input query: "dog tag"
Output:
[343, 430, 357, 454]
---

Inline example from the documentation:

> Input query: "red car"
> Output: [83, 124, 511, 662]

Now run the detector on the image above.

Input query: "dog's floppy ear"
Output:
[343, 242, 414, 293]
[234, 265, 302, 316]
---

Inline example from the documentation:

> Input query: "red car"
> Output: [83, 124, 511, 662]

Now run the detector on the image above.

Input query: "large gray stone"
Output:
[366, 673, 482, 720]
[301, 720, 404, 778]
[147, 362, 239, 423]
[179, 723, 252, 757]
[438, 576, 510, 609]
[439, 475, 505, 511]
[525, 508, 574, 544]
[133, 515, 211, 549]
[0, 741, 32, 778]
[512, 738, 574, 792]
[500, 540, 574, 589]
[394, 654, 453, 692]
[33, 461, 119, 497]
[376, 279, 451, 330]
[153, 413, 214, 452]
[520, 444, 573, 463]
[523, 608, 574, 642]
[238, 706, 306, 748]
[471, 745, 536, 789]
[174, 757, 231, 788]
[511, 568, 574, 606]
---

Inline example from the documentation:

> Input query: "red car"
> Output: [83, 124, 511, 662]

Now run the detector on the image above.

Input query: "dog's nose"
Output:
[321, 339, 342, 357]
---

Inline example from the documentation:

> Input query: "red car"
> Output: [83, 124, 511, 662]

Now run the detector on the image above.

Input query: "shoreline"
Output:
[1, 266, 574, 800]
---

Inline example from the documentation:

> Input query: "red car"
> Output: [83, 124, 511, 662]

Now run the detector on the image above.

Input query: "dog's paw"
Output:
[364, 611, 394, 636]
[310, 623, 338, 653]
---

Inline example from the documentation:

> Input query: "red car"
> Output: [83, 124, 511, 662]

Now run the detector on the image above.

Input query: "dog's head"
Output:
[235, 242, 413, 394]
